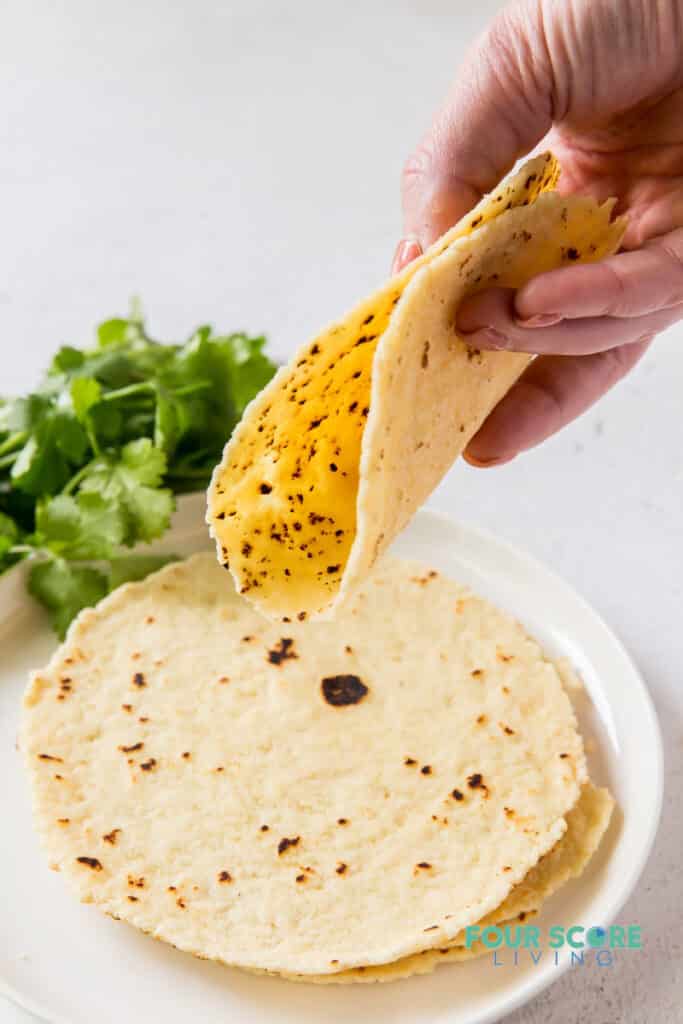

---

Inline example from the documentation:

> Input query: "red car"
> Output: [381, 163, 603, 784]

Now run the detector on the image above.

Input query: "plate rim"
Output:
[0, 499, 663, 1024]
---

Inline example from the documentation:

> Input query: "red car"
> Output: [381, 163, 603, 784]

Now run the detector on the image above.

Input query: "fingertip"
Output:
[462, 448, 516, 468]
[513, 264, 584, 321]
[456, 287, 516, 334]
[391, 236, 423, 275]
[513, 276, 548, 320]
[514, 312, 563, 329]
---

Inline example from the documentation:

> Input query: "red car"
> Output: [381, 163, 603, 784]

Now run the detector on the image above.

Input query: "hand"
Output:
[393, 0, 683, 465]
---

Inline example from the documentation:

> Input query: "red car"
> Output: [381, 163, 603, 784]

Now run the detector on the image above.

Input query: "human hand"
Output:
[394, 0, 683, 465]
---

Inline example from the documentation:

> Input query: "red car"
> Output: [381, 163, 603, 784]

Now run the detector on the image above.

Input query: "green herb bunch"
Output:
[0, 304, 275, 636]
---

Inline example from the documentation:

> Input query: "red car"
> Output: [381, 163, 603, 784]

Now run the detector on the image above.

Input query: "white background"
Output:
[1, 0, 681, 1021]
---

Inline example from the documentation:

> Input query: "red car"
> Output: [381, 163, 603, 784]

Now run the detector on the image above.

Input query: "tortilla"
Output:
[275, 782, 612, 982]
[249, 913, 538, 983]
[207, 153, 626, 620]
[23, 553, 586, 975]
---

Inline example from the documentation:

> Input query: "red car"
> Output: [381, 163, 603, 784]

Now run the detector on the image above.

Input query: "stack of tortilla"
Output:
[23, 153, 620, 982]
[23, 553, 612, 982]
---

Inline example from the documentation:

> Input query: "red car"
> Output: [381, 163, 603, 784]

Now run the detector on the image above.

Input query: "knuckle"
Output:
[400, 141, 434, 202]
[602, 262, 630, 316]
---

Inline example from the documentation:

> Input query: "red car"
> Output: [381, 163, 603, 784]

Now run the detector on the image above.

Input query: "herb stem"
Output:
[170, 380, 212, 397]
[62, 462, 95, 495]
[85, 422, 102, 458]
[0, 431, 28, 457]
[101, 382, 156, 402]
[0, 451, 20, 470]
[8, 544, 35, 555]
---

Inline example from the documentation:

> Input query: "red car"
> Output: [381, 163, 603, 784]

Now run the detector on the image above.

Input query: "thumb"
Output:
[399, 1, 554, 255]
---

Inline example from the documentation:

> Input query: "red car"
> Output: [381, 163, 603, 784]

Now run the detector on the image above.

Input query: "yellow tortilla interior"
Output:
[208, 154, 623, 619]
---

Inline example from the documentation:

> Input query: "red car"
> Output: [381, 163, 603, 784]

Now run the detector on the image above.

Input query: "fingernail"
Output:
[462, 326, 510, 349]
[392, 236, 422, 274]
[515, 313, 562, 328]
[463, 451, 516, 468]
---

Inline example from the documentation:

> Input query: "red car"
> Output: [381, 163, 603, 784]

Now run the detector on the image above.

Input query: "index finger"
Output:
[515, 229, 683, 320]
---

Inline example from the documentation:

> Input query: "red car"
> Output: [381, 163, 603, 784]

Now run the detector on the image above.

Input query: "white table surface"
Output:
[1, 1, 681, 1021]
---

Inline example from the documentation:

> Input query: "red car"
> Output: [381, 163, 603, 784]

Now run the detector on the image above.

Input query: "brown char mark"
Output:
[321, 675, 368, 706]
[76, 856, 103, 871]
[267, 637, 298, 665]
[277, 836, 300, 855]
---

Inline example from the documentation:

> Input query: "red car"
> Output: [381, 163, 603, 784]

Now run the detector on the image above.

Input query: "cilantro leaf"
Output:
[97, 318, 131, 348]
[1, 394, 49, 434]
[80, 438, 174, 544]
[34, 492, 125, 559]
[219, 333, 275, 417]
[119, 437, 167, 486]
[12, 427, 77, 495]
[49, 346, 85, 375]
[70, 377, 102, 423]
[9, 395, 89, 496]
[124, 485, 175, 543]
[28, 559, 109, 639]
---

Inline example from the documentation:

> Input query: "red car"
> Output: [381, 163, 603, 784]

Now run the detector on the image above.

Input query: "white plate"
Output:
[0, 496, 662, 1024]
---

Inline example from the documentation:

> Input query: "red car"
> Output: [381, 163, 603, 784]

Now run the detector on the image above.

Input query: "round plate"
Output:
[0, 497, 662, 1024]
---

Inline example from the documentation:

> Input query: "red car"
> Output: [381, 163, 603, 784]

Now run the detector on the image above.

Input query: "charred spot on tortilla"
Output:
[321, 675, 368, 706]
[267, 637, 298, 666]
[76, 856, 103, 871]
[467, 773, 489, 796]
[277, 836, 300, 855]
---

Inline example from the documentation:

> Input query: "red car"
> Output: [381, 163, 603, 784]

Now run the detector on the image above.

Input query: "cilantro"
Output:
[34, 493, 126, 560]
[70, 377, 102, 422]
[28, 559, 110, 639]
[0, 303, 276, 635]
[7, 396, 88, 495]
[79, 439, 175, 545]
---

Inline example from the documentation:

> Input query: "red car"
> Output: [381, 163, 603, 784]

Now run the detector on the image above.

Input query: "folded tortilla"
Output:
[208, 153, 625, 620]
